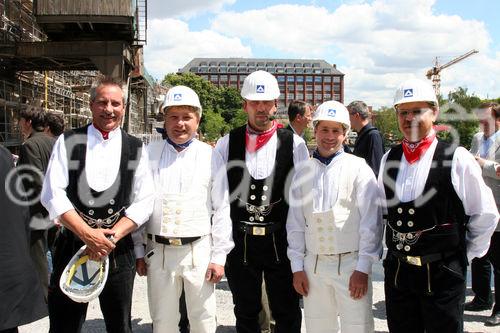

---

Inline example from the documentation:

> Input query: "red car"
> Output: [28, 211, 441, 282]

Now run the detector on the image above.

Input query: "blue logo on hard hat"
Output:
[327, 109, 336, 117]
[173, 93, 182, 101]
[256, 85, 265, 93]
[403, 89, 413, 98]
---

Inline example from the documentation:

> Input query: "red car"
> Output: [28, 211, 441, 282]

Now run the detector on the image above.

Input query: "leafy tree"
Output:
[202, 109, 230, 142]
[373, 106, 402, 147]
[437, 87, 480, 149]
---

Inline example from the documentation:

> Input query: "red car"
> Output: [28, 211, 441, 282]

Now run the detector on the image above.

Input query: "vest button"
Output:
[397, 208, 403, 214]
[107, 208, 113, 214]
[263, 185, 269, 191]
[404, 245, 410, 252]
[259, 216, 264, 222]
[407, 221, 414, 227]
[396, 243, 403, 250]
[407, 233, 414, 240]
[408, 208, 415, 215]
[88, 210, 94, 216]
[261, 195, 267, 201]
[396, 220, 402, 226]
[250, 185, 256, 190]
[88, 200, 95, 206]
[109, 199, 115, 205]
[250, 195, 256, 200]
[249, 217, 255, 222]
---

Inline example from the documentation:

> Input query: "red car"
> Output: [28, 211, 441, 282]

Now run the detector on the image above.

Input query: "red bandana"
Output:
[96, 127, 110, 140]
[402, 133, 436, 164]
[245, 121, 281, 153]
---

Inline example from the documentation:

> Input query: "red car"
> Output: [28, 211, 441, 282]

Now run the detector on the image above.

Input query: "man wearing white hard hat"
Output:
[378, 78, 499, 332]
[214, 70, 308, 332]
[138, 85, 233, 333]
[287, 100, 382, 333]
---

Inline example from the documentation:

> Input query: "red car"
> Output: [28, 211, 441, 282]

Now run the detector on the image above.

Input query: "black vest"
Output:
[63, 126, 142, 248]
[227, 126, 294, 239]
[382, 141, 467, 256]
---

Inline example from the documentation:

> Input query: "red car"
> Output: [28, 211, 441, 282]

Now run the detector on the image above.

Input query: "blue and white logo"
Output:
[256, 85, 265, 93]
[403, 89, 414, 98]
[327, 109, 337, 117]
[173, 93, 182, 101]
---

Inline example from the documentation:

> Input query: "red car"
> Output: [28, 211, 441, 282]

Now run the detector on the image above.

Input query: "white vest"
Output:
[146, 140, 212, 238]
[301, 154, 363, 254]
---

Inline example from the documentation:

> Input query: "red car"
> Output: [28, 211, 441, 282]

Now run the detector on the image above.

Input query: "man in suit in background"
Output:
[286, 100, 312, 137]
[17, 106, 56, 299]
[467, 102, 500, 327]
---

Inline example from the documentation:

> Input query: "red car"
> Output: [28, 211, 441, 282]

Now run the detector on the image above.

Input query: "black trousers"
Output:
[225, 233, 301, 333]
[48, 231, 136, 333]
[471, 232, 500, 313]
[384, 252, 466, 333]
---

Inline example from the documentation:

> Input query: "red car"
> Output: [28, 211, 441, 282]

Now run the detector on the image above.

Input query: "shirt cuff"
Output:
[47, 197, 75, 220]
[290, 259, 304, 273]
[210, 251, 228, 266]
[125, 207, 149, 227]
[134, 245, 145, 259]
[355, 255, 373, 274]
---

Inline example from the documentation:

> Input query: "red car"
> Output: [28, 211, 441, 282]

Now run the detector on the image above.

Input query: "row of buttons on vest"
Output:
[87, 199, 116, 216]
[397, 207, 415, 215]
[396, 244, 412, 252]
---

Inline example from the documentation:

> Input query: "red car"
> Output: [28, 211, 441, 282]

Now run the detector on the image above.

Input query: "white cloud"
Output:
[144, 19, 252, 80]
[148, 0, 235, 19]
[209, 0, 496, 107]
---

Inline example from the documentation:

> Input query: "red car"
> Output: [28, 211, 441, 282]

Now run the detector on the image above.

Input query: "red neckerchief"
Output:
[402, 133, 436, 164]
[245, 121, 281, 153]
[95, 127, 110, 140]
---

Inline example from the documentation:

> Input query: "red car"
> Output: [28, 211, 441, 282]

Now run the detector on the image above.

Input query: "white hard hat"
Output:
[59, 245, 109, 303]
[393, 78, 438, 107]
[312, 100, 350, 132]
[162, 85, 202, 116]
[241, 70, 280, 101]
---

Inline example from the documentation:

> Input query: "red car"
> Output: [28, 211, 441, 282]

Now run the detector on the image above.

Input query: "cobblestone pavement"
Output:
[20, 261, 496, 332]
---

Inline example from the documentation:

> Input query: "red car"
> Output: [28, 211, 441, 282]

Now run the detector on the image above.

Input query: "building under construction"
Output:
[0, 0, 163, 148]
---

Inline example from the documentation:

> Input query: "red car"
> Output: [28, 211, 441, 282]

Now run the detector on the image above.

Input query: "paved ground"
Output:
[20, 261, 497, 332]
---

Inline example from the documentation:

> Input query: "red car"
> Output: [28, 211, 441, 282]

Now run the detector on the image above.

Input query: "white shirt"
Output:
[287, 152, 383, 274]
[378, 139, 499, 263]
[41, 124, 155, 227]
[145, 139, 234, 265]
[214, 130, 310, 179]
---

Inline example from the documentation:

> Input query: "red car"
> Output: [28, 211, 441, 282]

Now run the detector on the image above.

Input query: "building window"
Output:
[324, 85, 332, 91]
[325, 93, 332, 99]
[189, 67, 198, 72]
[240, 75, 247, 81]
[295, 68, 304, 74]
[305, 76, 313, 82]
[228, 67, 237, 73]
[199, 61, 208, 66]
[305, 68, 313, 74]
[334, 94, 341, 101]
[285, 62, 293, 67]
[296, 93, 304, 100]
[323, 68, 332, 74]
[199, 67, 208, 73]
[267, 68, 276, 73]
[303, 62, 312, 68]
[220, 75, 228, 81]
[288, 93, 295, 99]
[237, 67, 247, 73]
[219, 66, 227, 73]
[287, 85, 295, 92]
[201, 75, 209, 80]
[219, 61, 227, 66]
[276, 68, 285, 73]
[209, 67, 218, 73]
[315, 94, 323, 100]
[306, 85, 313, 91]
[312, 62, 321, 67]
[209, 61, 217, 66]
[230, 75, 238, 81]
[296, 84, 304, 90]
[333, 76, 341, 83]
[314, 69, 322, 74]
[296, 76, 304, 82]
[287, 76, 294, 82]
[228, 62, 236, 66]
[277, 76, 285, 82]
[286, 68, 294, 74]
[306, 93, 313, 100]
[248, 67, 256, 73]
[314, 76, 322, 83]
[247, 62, 255, 67]
[314, 85, 322, 91]
[324, 76, 332, 83]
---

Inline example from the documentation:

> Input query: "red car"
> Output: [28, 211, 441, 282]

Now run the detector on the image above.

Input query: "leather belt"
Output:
[389, 250, 456, 266]
[147, 234, 201, 246]
[237, 222, 281, 236]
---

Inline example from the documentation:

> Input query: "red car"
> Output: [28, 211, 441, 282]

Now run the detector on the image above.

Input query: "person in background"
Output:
[0, 144, 47, 333]
[17, 106, 56, 300]
[466, 102, 500, 326]
[379, 78, 498, 333]
[347, 100, 385, 176]
[286, 100, 312, 137]
[44, 112, 65, 137]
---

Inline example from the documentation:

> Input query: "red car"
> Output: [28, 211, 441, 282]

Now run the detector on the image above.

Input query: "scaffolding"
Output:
[0, 0, 160, 148]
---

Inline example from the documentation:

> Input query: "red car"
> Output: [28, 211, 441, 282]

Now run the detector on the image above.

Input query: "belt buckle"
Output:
[405, 255, 422, 266]
[252, 226, 266, 236]
[168, 238, 183, 246]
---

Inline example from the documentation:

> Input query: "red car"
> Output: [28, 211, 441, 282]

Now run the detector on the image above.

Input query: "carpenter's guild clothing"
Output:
[143, 138, 233, 333]
[287, 152, 382, 332]
[41, 124, 154, 333]
[0, 146, 47, 331]
[214, 125, 309, 333]
[378, 139, 498, 333]
[353, 124, 385, 176]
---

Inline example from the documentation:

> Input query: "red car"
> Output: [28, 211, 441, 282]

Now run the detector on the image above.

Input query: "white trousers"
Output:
[303, 252, 374, 333]
[145, 236, 216, 333]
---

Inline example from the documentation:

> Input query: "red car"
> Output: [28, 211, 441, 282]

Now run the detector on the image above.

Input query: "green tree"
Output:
[437, 87, 480, 149]
[373, 106, 402, 147]
[202, 109, 230, 142]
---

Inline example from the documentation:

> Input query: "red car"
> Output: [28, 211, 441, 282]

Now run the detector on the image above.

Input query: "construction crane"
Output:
[426, 49, 478, 95]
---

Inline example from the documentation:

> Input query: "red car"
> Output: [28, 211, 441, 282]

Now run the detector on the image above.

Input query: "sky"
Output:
[144, 0, 500, 108]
